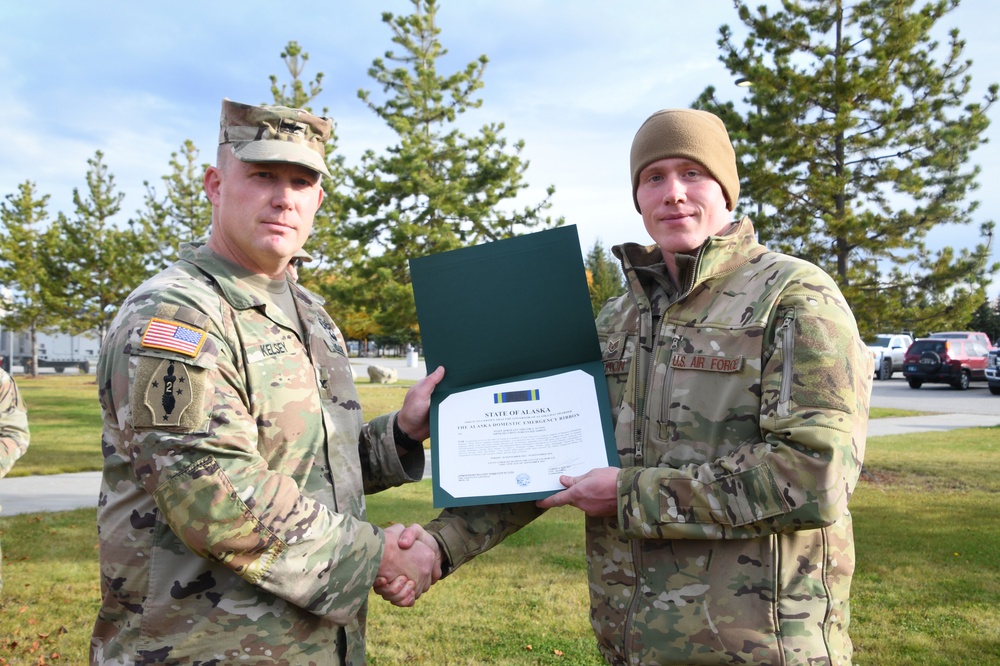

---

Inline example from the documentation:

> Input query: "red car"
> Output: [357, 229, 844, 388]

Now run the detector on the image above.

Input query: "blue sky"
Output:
[2, 0, 998, 293]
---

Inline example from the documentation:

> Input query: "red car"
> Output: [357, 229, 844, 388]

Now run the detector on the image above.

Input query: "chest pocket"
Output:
[298, 313, 352, 399]
[241, 325, 325, 444]
[651, 325, 764, 466]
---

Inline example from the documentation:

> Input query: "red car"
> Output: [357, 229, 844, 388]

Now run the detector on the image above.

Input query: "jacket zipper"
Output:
[623, 250, 703, 662]
[622, 311, 659, 662]
[659, 334, 683, 428]
[777, 311, 795, 418]
[633, 315, 663, 465]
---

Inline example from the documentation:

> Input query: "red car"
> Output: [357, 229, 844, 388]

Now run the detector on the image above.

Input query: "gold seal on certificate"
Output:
[410, 226, 617, 507]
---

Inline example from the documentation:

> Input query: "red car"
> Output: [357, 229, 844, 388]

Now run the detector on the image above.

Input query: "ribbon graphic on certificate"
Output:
[410, 226, 617, 507]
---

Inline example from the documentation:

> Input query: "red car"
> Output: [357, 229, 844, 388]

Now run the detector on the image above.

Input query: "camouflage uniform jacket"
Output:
[92, 243, 424, 666]
[0, 367, 30, 594]
[426, 218, 872, 665]
[0, 367, 29, 478]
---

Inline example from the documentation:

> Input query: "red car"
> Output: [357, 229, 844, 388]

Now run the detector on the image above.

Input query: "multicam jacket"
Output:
[426, 218, 872, 666]
[0, 367, 29, 478]
[92, 243, 423, 666]
[0, 367, 30, 594]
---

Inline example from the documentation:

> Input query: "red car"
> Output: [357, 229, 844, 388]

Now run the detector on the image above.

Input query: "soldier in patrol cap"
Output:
[0, 366, 30, 594]
[382, 109, 873, 665]
[92, 98, 444, 665]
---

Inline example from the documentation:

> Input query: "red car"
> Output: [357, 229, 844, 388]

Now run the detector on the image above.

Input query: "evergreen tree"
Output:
[269, 40, 325, 110]
[0, 182, 59, 376]
[585, 240, 625, 317]
[134, 140, 212, 270]
[967, 295, 1000, 345]
[54, 151, 149, 340]
[695, 0, 998, 338]
[343, 0, 562, 345]
[265, 42, 374, 347]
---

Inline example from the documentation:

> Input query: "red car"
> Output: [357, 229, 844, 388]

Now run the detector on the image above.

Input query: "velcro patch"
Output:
[137, 358, 198, 428]
[603, 333, 628, 361]
[670, 353, 744, 373]
[142, 318, 207, 358]
[604, 358, 632, 375]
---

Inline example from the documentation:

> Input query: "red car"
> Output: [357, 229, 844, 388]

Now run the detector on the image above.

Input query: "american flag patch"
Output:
[141, 318, 207, 357]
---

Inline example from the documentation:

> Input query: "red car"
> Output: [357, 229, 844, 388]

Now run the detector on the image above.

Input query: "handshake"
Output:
[374, 523, 442, 607]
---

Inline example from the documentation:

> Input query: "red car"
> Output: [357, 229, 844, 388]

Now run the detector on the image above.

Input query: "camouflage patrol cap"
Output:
[218, 99, 332, 177]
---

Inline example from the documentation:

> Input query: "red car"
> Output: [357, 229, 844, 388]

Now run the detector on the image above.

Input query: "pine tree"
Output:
[0, 182, 59, 376]
[134, 140, 212, 270]
[266, 41, 351, 269]
[344, 0, 562, 345]
[695, 0, 998, 338]
[967, 296, 1000, 345]
[269, 40, 325, 110]
[264, 41, 375, 347]
[54, 151, 149, 340]
[585, 240, 625, 317]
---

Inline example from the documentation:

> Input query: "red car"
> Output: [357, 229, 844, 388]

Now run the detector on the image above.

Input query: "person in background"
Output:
[0, 366, 30, 594]
[381, 108, 873, 666]
[92, 98, 443, 665]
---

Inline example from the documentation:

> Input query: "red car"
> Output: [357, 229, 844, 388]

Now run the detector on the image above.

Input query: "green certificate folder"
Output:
[409, 225, 617, 507]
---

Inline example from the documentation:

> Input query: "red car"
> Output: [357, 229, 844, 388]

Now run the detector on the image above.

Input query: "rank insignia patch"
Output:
[141, 318, 207, 357]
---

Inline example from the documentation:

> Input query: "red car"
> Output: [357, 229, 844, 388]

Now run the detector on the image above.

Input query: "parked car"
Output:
[986, 348, 1000, 395]
[928, 331, 993, 349]
[866, 333, 914, 380]
[902, 338, 990, 390]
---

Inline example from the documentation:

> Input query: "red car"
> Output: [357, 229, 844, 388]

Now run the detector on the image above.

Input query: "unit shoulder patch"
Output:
[132, 356, 208, 430]
[142, 318, 208, 358]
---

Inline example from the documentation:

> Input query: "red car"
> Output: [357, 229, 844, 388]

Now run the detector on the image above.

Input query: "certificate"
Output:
[409, 225, 617, 507]
[438, 370, 611, 500]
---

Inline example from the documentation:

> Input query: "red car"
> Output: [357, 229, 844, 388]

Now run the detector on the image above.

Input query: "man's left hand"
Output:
[395, 366, 445, 442]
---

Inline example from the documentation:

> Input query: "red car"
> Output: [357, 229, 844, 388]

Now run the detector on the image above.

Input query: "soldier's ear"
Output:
[204, 165, 223, 205]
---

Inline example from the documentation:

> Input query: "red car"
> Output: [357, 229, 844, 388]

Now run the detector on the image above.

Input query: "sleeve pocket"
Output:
[791, 314, 852, 412]
[661, 464, 788, 526]
[154, 456, 286, 585]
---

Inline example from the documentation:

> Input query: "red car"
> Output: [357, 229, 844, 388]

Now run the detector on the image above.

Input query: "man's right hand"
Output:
[375, 523, 442, 607]
[374, 523, 442, 607]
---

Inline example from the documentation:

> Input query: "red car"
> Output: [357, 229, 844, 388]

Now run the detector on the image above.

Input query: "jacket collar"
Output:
[614, 216, 767, 301]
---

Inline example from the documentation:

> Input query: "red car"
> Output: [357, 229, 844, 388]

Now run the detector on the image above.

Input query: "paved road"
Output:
[870, 375, 1000, 415]
[3, 362, 999, 516]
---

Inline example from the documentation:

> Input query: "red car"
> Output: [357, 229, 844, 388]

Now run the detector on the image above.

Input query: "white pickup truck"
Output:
[866, 333, 914, 381]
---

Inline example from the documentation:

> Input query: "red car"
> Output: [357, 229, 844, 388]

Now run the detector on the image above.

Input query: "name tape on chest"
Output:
[670, 353, 744, 373]
[604, 358, 632, 375]
[245, 340, 294, 364]
[141, 318, 208, 357]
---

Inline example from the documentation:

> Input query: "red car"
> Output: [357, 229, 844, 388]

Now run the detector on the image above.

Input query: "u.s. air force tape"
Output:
[670, 353, 744, 372]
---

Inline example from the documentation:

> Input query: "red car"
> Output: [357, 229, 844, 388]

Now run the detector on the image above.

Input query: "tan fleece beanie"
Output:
[629, 108, 740, 212]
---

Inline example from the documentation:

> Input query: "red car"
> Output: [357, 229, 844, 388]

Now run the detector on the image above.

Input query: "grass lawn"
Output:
[0, 375, 996, 664]
[868, 406, 926, 419]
